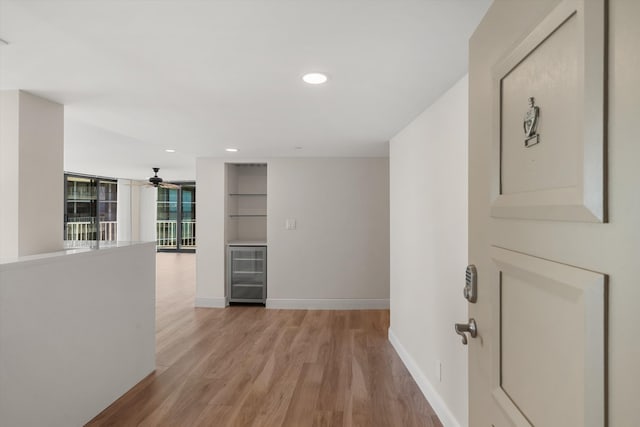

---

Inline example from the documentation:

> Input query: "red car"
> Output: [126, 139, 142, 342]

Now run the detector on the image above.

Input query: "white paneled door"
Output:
[466, 0, 640, 425]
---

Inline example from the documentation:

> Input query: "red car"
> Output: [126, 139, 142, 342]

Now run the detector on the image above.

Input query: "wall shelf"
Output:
[226, 164, 267, 305]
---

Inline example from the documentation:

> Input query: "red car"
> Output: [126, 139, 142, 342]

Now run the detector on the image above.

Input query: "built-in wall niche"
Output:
[225, 163, 267, 243]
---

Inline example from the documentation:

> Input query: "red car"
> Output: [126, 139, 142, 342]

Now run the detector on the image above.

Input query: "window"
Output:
[64, 174, 117, 242]
[156, 183, 196, 251]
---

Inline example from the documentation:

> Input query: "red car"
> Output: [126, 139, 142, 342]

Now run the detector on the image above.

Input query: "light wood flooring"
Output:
[87, 253, 442, 427]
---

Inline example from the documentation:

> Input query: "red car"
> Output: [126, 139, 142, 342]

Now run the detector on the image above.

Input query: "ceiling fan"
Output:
[145, 167, 180, 189]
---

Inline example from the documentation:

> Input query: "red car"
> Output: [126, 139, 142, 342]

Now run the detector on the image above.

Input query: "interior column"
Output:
[0, 90, 64, 258]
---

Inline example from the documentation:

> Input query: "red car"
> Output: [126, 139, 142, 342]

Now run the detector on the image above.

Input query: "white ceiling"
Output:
[0, 0, 491, 181]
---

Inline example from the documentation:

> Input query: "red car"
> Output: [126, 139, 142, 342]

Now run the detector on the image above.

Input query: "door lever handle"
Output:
[454, 318, 477, 345]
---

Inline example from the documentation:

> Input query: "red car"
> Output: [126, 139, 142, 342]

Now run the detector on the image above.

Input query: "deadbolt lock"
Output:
[464, 264, 478, 303]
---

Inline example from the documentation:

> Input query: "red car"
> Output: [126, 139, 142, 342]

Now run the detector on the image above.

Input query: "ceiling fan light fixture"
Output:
[302, 72, 328, 85]
[149, 167, 163, 187]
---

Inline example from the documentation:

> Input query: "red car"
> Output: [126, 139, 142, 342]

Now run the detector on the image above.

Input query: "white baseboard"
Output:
[266, 298, 389, 310]
[194, 297, 226, 308]
[388, 328, 462, 427]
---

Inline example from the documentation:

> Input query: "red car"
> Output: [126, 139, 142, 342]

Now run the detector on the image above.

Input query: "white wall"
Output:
[267, 158, 389, 308]
[195, 157, 390, 309]
[139, 186, 158, 242]
[0, 90, 64, 258]
[388, 75, 469, 427]
[0, 242, 156, 427]
[0, 91, 20, 258]
[117, 179, 156, 242]
[194, 158, 226, 307]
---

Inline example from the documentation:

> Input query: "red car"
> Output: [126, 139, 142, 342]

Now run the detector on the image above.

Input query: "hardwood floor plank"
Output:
[281, 363, 325, 427]
[86, 254, 443, 427]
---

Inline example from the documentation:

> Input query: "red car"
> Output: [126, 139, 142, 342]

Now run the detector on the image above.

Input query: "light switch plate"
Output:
[285, 219, 296, 230]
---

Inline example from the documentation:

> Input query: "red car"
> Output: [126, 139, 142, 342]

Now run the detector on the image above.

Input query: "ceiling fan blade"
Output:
[160, 182, 180, 189]
[124, 181, 178, 189]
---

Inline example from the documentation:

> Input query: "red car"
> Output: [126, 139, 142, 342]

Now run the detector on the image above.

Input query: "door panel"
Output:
[491, 247, 605, 427]
[489, 0, 606, 223]
[501, 13, 579, 196]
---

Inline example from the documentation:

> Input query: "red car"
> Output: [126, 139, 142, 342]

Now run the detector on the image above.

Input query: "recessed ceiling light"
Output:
[165, 149, 176, 153]
[225, 148, 239, 152]
[302, 73, 328, 85]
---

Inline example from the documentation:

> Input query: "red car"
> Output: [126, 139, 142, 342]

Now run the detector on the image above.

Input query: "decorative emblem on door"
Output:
[523, 96, 540, 147]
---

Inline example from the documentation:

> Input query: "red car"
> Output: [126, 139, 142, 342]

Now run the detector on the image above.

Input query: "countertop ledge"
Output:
[0, 241, 156, 270]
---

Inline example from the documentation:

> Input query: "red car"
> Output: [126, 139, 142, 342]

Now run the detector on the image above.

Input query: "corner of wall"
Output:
[388, 328, 463, 427]
[388, 75, 469, 427]
[194, 158, 227, 303]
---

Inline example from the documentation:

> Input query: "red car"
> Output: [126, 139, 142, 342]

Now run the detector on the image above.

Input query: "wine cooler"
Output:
[227, 245, 266, 304]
